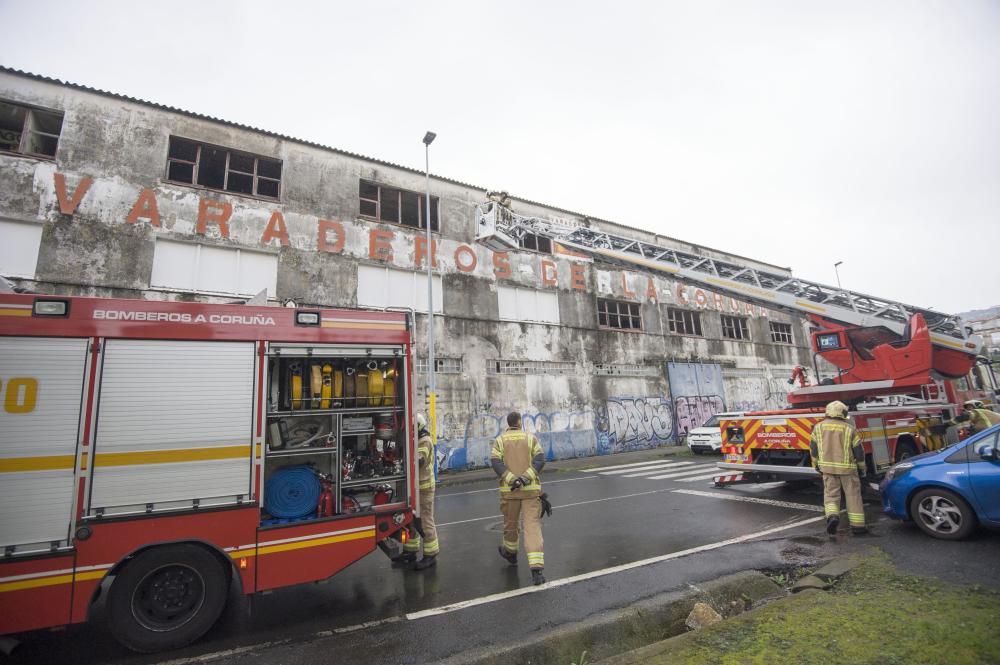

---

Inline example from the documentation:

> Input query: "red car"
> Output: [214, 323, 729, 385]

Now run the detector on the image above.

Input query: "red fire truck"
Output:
[0, 294, 417, 652]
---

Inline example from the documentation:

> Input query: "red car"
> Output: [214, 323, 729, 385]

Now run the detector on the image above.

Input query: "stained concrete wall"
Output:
[0, 69, 815, 469]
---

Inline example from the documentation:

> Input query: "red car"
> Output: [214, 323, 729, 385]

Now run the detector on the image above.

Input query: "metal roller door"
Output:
[89, 340, 255, 516]
[0, 337, 88, 554]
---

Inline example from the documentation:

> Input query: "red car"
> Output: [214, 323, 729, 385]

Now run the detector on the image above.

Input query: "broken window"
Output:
[358, 179, 440, 232]
[166, 136, 282, 200]
[769, 322, 794, 344]
[598, 298, 642, 331]
[721, 315, 750, 340]
[0, 101, 63, 158]
[667, 308, 703, 336]
[520, 233, 552, 254]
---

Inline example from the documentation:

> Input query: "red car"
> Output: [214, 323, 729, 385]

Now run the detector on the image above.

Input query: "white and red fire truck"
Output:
[0, 293, 417, 652]
[474, 195, 998, 484]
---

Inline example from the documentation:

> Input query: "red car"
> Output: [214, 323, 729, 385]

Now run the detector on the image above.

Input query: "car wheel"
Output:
[107, 544, 230, 653]
[909, 488, 977, 540]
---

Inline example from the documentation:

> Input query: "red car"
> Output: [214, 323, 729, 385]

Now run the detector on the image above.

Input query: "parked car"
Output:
[686, 412, 744, 454]
[880, 423, 1000, 540]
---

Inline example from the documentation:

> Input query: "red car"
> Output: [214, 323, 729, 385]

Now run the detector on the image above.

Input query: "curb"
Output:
[433, 571, 783, 665]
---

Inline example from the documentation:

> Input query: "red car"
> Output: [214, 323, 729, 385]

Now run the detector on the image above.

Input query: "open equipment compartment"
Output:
[262, 344, 408, 526]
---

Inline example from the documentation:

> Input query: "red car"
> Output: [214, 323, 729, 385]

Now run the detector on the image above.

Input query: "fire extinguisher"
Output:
[316, 471, 335, 517]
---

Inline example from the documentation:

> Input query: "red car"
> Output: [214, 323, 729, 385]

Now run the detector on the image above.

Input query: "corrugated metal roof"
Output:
[0, 65, 791, 273]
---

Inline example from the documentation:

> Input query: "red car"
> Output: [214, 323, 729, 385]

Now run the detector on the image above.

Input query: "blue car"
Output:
[880, 424, 1000, 540]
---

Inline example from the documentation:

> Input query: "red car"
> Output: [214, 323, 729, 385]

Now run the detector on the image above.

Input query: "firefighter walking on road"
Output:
[810, 400, 868, 536]
[396, 413, 439, 570]
[491, 412, 548, 585]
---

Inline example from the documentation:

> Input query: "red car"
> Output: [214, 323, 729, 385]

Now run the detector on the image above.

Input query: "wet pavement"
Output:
[6, 447, 998, 665]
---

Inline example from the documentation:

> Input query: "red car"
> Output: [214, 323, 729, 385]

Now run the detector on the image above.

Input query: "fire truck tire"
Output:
[909, 488, 977, 540]
[107, 544, 229, 653]
[894, 440, 919, 463]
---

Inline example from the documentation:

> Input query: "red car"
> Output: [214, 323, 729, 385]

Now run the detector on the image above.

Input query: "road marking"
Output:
[672, 489, 824, 512]
[674, 472, 729, 483]
[596, 461, 693, 476]
[646, 466, 724, 480]
[437, 487, 679, 527]
[438, 476, 596, 497]
[581, 458, 682, 472]
[407, 515, 825, 620]
[617, 462, 701, 477]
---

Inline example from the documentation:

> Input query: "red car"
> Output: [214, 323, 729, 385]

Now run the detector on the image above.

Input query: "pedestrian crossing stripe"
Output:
[596, 461, 693, 476]
[645, 466, 720, 480]
[620, 463, 698, 477]
[674, 472, 727, 483]
[582, 459, 684, 472]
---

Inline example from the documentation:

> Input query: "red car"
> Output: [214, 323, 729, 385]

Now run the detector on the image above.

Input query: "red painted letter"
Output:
[414, 236, 438, 269]
[622, 273, 636, 299]
[197, 199, 232, 238]
[261, 211, 290, 247]
[646, 277, 657, 303]
[541, 260, 558, 288]
[493, 252, 512, 280]
[369, 229, 394, 262]
[317, 219, 345, 253]
[53, 173, 93, 215]
[454, 245, 478, 273]
[570, 263, 586, 291]
[126, 188, 161, 227]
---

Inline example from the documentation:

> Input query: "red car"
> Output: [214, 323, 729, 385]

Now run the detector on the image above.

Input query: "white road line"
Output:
[437, 487, 679, 527]
[582, 458, 681, 472]
[439, 476, 596, 497]
[621, 462, 708, 478]
[596, 461, 693, 476]
[646, 467, 724, 480]
[672, 489, 824, 512]
[673, 472, 729, 483]
[406, 515, 825, 620]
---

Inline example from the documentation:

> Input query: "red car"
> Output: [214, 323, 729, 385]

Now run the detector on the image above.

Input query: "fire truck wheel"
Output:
[894, 440, 919, 463]
[107, 544, 229, 653]
[909, 488, 976, 540]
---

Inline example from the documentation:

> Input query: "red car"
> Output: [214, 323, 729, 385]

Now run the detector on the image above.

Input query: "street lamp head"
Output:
[423, 131, 437, 146]
[834, 261, 843, 268]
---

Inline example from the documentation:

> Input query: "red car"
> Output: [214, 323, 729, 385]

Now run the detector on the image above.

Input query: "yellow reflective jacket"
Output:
[809, 417, 864, 475]
[417, 429, 435, 491]
[490, 428, 545, 497]
[968, 408, 1000, 434]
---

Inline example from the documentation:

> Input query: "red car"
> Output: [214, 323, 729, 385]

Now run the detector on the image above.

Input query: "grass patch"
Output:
[644, 550, 1000, 665]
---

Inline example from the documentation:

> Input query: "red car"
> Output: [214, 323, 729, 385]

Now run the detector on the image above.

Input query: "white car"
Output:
[686, 412, 744, 454]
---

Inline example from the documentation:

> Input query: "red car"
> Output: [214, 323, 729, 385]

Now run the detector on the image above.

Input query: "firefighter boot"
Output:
[531, 569, 546, 586]
[851, 526, 870, 536]
[413, 555, 437, 571]
[825, 515, 840, 535]
[392, 552, 417, 565]
[498, 546, 518, 566]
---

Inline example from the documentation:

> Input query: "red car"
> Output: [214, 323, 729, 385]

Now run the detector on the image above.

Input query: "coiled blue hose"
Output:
[264, 466, 321, 518]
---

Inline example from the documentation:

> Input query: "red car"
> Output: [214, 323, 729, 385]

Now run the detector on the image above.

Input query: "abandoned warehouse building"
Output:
[0, 67, 814, 469]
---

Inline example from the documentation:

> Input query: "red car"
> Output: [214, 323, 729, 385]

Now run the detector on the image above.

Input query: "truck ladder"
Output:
[475, 200, 982, 357]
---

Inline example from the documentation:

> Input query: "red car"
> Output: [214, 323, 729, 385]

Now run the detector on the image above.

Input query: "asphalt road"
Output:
[6, 448, 999, 665]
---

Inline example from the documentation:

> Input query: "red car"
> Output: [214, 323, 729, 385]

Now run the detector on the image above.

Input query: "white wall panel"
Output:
[497, 286, 560, 324]
[0, 219, 43, 278]
[151, 240, 276, 297]
[357, 264, 442, 313]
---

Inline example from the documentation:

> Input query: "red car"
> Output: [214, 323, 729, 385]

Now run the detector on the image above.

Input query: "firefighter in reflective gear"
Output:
[962, 400, 1000, 434]
[809, 401, 868, 535]
[491, 412, 547, 585]
[396, 413, 439, 569]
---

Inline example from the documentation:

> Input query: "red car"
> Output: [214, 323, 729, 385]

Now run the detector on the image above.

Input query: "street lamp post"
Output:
[834, 261, 843, 289]
[422, 131, 437, 443]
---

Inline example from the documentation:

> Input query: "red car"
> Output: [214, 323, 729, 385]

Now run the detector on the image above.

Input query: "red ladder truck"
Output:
[0, 294, 417, 652]
[474, 195, 998, 484]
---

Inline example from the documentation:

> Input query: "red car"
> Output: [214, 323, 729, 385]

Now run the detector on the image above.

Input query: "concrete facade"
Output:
[0, 68, 813, 469]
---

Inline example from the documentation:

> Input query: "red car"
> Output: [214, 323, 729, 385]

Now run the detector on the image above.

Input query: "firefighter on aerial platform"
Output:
[394, 413, 439, 570]
[491, 412, 550, 585]
[810, 401, 868, 536]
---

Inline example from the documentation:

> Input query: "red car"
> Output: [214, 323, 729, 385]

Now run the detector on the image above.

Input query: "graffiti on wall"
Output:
[667, 362, 726, 436]
[434, 396, 677, 472]
[674, 395, 726, 437]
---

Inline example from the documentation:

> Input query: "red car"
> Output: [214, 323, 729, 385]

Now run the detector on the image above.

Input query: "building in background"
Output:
[0, 67, 813, 469]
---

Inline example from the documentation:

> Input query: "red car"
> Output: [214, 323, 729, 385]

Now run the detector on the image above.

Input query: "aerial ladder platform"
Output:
[475, 197, 984, 406]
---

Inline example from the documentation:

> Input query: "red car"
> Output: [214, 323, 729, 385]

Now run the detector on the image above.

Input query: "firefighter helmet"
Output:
[416, 413, 427, 430]
[825, 400, 849, 419]
[963, 400, 985, 410]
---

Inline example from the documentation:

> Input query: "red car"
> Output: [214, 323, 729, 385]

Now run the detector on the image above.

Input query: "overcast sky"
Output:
[1, 1, 997, 314]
